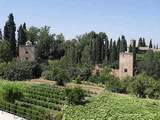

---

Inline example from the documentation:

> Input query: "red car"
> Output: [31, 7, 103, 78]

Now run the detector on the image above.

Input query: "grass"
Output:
[64, 92, 160, 120]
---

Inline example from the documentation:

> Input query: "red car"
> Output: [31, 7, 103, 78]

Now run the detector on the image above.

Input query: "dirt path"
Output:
[26, 78, 105, 94]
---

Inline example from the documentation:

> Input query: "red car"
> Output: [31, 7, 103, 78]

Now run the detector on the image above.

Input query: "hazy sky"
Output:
[0, 0, 160, 45]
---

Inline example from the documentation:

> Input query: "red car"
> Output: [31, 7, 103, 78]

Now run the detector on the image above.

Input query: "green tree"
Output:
[142, 38, 146, 47]
[0, 29, 2, 40]
[56, 33, 65, 43]
[90, 31, 97, 64]
[149, 39, 153, 48]
[110, 41, 117, 62]
[81, 45, 91, 64]
[18, 24, 27, 45]
[65, 87, 85, 105]
[22, 23, 27, 44]
[129, 44, 132, 52]
[137, 51, 160, 79]
[27, 26, 40, 43]
[120, 35, 127, 52]
[4, 13, 16, 57]
[104, 36, 109, 63]
[117, 37, 121, 58]
[37, 26, 54, 59]
[0, 40, 12, 62]
[96, 32, 106, 63]
[138, 37, 143, 47]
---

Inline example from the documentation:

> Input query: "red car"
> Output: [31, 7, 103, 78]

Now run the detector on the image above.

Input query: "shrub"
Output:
[31, 63, 42, 78]
[42, 66, 69, 86]
[105, 76, 125, 93]
[88, 66, 112, 84]
[75, 75, 82, 84]
[55, 112, 63, 120]
[2, 60, 33, 81]
[0, 62, 7, 77]
[105, 73, 160, 99]
[3, 86, 23, 103]
[55, 71, 69, 86]
[65, 87, 85, 105]
[0, 60, 42, 81]
[128, 73, 160, 98]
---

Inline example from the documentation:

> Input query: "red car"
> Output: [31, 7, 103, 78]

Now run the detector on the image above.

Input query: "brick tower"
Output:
[119, 52, 134, 79]
[19, 41, 37, 62]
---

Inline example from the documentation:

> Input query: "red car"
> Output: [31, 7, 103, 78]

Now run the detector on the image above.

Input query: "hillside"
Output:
[64, 92, 160, 120]
[0, 80, 99, 120]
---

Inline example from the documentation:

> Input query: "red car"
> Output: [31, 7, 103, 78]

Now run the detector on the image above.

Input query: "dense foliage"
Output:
[3, 85, 23, 103]
[137, 51, 160, 79]
[0, 60, 41, 81]
[65, 88, 85, 105]
[106, 73, 160, 99]
[64, 92, 160, 120]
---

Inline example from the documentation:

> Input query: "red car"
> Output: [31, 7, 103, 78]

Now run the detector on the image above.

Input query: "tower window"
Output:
[25, 57, 28, 60]
[25, 51, 28, 54]
[124, 68, 128, 73]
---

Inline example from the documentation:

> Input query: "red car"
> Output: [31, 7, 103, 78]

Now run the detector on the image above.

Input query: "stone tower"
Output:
[19, 41, 37, 62]
[119, 52, 134, 79]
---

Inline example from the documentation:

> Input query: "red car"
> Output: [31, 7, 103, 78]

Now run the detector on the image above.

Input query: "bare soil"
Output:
[26, 78, 105, 94]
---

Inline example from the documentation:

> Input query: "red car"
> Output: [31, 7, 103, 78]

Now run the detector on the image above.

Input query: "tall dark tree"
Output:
[149, 39, 153, 48]
[129, 44, 132, 52]
[90, 31, 97, 64]
[138, 38, 143, 47]
[109, 39, 113, 50]
[18, 25, 24, 45]
[0, 29, 2, 40]
[97, 32, 106, 63]
[120, 35, 127, 52]
[142, 38, 146, 47]
[110, 40, 117, 62]
[117, 37, 121, 59]
[156, 44, 159, 49]
[104, 36, 109, 62]
[4, 13, 16, 57]
[22, 23, 27, 43]
[18, 23, 27, 46]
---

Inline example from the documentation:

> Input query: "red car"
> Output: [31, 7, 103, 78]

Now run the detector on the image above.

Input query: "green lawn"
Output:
[64, 92, 160, 120]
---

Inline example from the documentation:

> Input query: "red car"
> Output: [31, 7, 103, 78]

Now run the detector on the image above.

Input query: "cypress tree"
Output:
[98, 32, 106, 63]
[120, 35, 127, 52]
[109, 39, 113, 50]
[138, 37, 143, 47]
[90, 31, 97, 64]
[0, 29, 2, 40]
[18, 24, 27, 46]
[104, 36, 109, 62]
[23, 23, 27, 43]
[132, 40, 136, 75]
[129, 44, 132, 52]
[4, 13, 16, 57]
[109, 39, 113, 62]
[95, 37, 101, 64]
[18, 25, 23, 45]
[149, 39, 153, 48]
[117, 37, 121, 58]
[111, 40, 117, 62]
[142, 38, 146, 47]
[156, 44, 159, 49]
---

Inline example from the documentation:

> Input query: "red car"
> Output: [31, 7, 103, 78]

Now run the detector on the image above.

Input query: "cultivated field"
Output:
[64, 92, 160, 120]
